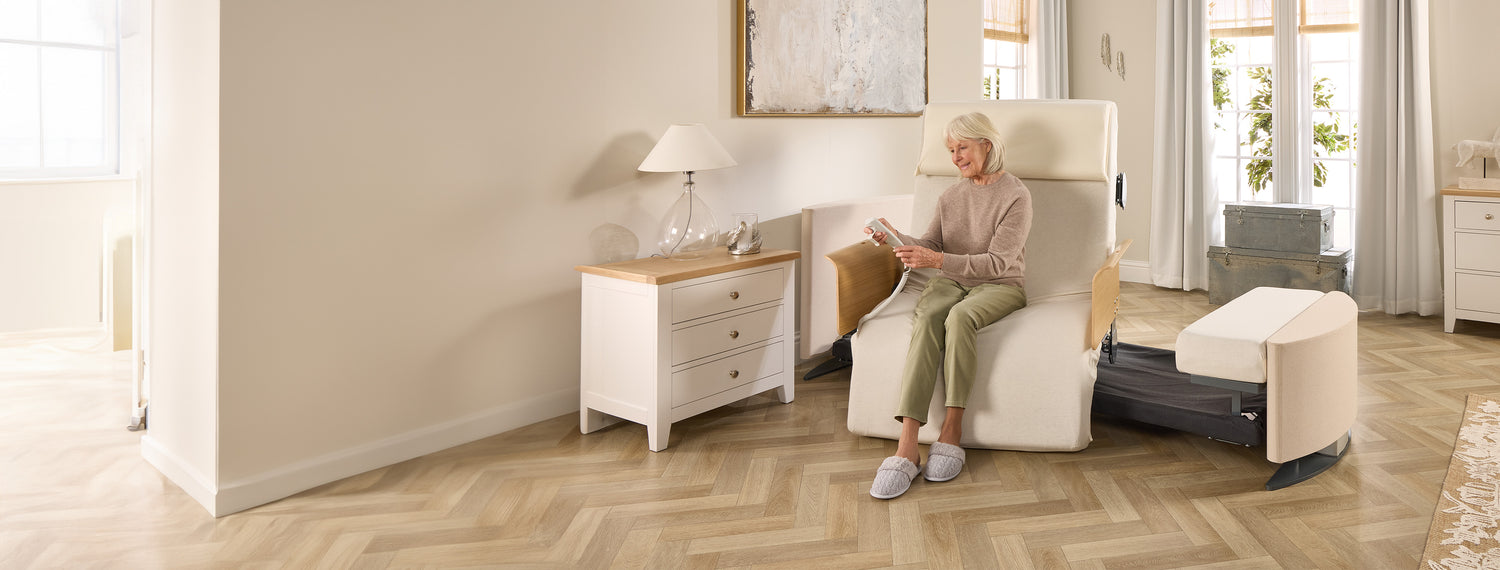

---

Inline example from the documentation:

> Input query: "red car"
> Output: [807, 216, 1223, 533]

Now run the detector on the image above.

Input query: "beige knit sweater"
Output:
[894, 172, 1032, 288]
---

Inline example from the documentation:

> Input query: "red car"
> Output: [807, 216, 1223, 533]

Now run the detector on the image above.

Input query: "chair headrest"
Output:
[916, 100, 1118, 182]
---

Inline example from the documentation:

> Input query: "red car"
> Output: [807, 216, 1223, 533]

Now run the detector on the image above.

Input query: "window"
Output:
[982, 0, 1027, 100]
[0, 0, 119, 179]
[1209, 0, 1359, 249]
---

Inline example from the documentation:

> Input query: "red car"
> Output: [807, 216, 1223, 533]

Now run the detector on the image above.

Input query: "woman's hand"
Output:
[863, 217, 896, 245]
[894, 245, 942, 269]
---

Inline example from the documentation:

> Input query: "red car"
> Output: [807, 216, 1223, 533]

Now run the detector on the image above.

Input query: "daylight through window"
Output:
[1208, 0, 1358, 249]
[982, 0, 1028, 100]
[0, 0, 119, 179]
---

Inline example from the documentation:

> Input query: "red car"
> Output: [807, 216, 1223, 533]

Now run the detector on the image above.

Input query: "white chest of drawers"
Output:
[575, 248, 799, 451]
[1443, 187, 1500, 332]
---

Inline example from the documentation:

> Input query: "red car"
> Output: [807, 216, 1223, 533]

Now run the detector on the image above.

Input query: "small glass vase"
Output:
[727, 213, 761, 255]
[657, 184, 719, 258]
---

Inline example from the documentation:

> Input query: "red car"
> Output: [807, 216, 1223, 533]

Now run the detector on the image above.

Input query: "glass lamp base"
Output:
[657, 185, 719, 258]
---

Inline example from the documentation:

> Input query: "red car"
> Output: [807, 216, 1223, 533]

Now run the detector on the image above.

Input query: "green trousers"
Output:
[895, 277, 1027, 424]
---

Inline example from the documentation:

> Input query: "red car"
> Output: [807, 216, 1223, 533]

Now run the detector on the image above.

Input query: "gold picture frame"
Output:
[736, 0, 928, 117]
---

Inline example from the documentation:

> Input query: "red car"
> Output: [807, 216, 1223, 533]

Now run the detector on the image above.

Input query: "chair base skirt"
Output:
[805, 333, 854, 381]
[803, 357, 852, 380]
[1266, 431, 1350, 491]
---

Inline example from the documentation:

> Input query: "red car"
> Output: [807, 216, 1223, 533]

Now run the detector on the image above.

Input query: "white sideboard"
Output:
[1443, 187, 1500, 333]
[576, 248, 799, 451]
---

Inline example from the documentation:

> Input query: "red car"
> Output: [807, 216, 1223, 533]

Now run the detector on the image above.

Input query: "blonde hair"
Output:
[943, 112, 1005, 175]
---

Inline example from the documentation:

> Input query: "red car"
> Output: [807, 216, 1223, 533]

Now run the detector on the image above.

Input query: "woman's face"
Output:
[947, 137, 991, 180]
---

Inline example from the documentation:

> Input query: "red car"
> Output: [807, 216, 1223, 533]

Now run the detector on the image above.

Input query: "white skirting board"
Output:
[1120, 260, 1151, 284]
[143, 388, 581, 517]
[141, 435, 218, 514]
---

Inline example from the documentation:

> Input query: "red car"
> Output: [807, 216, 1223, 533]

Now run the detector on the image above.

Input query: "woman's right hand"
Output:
[863, 217, 896, 245]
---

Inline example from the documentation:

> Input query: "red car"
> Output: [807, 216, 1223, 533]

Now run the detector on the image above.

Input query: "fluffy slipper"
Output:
[924, 442, 966, 482]
[870, 456, 921, 499]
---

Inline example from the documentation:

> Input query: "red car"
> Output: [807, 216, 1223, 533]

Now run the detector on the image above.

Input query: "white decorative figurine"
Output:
[726, 213, 761, 255]
[1456, 127, 1500, 190]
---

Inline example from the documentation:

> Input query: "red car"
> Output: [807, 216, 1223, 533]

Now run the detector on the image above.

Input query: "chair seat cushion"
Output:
[847, 291, 1098, 452]
[1175, 287, 1326, 383]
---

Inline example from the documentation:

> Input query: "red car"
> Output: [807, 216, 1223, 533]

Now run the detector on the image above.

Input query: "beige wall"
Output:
[1067, 0, 1156, 265]
[140, 0, 981, 514]
[139, 0, 220, 512]
[1429, 1, 1500, 189]
[0, 178, 133, 332]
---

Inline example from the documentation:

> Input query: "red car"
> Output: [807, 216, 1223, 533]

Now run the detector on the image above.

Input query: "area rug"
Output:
[1422, 394, 1500, 569]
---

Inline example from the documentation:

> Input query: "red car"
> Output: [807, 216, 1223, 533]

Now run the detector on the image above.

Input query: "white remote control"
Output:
[865, 217, 903, 247]
[857, 217, 915, 329]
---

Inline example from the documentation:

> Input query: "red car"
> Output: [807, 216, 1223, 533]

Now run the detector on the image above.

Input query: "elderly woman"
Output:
[865, 112, 1032, 499]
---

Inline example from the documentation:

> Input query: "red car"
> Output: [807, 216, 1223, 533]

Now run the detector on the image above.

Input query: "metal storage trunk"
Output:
[1222, 202, 1334, 254]
[1207, 245, 1351, 305]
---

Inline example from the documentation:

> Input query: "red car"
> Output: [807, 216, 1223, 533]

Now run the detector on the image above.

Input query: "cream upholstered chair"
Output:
[811, 100, 1126, 452]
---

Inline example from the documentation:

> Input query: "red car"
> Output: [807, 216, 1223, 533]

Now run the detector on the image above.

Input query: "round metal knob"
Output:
[729, 330, 739, 339]
[729, 291, 740, 300]
[1488, 213, 1495, 220]
[729, 370, 740, 379]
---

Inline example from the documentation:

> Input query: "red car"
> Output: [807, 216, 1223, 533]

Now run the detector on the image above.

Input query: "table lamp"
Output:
[638, 123, 738, 258]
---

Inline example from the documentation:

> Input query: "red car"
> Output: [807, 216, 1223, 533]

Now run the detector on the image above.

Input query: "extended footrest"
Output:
[1094, 343, 1350, 490]
[1094, 287, 1359, 491]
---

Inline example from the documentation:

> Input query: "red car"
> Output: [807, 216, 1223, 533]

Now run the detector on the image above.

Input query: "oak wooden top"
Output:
[575, 247, 800, 285]
[1442, 185, 1500, 199]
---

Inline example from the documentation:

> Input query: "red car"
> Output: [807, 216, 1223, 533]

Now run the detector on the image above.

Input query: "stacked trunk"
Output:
[1207, 203, 1351, 305]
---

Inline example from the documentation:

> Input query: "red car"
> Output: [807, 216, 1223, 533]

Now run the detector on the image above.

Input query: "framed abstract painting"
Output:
[737, 0, 928, 117]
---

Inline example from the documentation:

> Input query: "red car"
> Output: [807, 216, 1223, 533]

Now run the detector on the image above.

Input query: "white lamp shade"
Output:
[638, 123, 738, 173]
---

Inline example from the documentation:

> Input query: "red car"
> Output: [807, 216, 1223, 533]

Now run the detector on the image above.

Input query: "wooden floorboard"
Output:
[5, 283, 1500, 568]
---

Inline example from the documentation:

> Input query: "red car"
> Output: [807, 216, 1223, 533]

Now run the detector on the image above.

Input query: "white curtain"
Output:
[1034, 0, 1068, 99]
[1149, 0, 1216, 290]
[1352, 0, 1440, 315]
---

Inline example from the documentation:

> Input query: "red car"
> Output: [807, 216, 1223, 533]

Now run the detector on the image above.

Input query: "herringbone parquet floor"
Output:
[6, 283, 1500, 568]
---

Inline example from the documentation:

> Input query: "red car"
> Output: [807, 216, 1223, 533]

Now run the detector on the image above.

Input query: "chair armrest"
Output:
[826, 241, 905, 336]
[799, 194, 914, 359]
[1087, 239, 1132, 350]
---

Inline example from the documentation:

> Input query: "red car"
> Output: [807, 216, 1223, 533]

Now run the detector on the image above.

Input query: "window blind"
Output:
[983, 0, 1028, 43]
[1208, 0, 1357, 38]
[1298, 0, 1358, 34]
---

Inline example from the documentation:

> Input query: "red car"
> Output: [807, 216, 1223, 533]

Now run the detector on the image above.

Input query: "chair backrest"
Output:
[911, 100, 1118, 301]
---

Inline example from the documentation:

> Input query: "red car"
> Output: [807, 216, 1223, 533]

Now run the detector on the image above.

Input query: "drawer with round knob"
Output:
[670, 268, 784, 323]
[671, 342, 784, 407]
[1455, 200, 1500, 232]
[671, 305, 783, 365]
